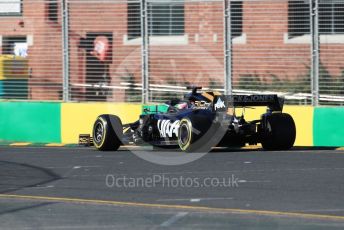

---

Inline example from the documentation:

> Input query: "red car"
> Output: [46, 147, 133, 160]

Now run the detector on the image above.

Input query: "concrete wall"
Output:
[61, 103, 141, 143]
[0, 101, 342, 147]
[0, 102, 61, 143]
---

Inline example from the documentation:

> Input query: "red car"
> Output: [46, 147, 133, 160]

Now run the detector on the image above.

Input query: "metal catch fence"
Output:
[0, 0, 343, 105]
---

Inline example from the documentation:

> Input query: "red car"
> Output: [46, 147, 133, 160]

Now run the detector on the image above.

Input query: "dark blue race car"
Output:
[85, 87, 296, 152]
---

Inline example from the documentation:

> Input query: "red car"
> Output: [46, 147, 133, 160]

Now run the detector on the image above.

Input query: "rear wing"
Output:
[213, 95, 284, 112]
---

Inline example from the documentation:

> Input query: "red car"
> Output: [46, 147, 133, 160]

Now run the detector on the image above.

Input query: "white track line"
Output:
[157, 197, 233, 202]
[160, 212, 188, 227]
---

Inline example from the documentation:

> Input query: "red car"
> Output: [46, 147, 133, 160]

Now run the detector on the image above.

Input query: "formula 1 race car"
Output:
[82, 86, 296, 152]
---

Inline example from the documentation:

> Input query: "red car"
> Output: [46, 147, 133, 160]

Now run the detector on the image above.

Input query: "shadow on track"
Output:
[210, 146, 338, 153]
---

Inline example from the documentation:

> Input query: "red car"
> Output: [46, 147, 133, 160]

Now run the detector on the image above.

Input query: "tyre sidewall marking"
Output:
[94, 117, 107, 148]
[179, 118, 192, 151]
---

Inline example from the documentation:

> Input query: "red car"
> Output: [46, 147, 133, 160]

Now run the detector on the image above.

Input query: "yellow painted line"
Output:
[9, 142, 31, 146]
[122, 145, 143, 148]
[45, 143, 66, 147]
[335, 147, 344, 151]
[0, 194, 344, 221]
[241, 145, 261, 150]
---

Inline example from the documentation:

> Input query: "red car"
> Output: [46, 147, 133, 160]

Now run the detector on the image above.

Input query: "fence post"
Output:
[141, 0, 149, 103]
[310, 0, 319, 106]
[224, 0, 232, 95]
[61, 0, 70, 101]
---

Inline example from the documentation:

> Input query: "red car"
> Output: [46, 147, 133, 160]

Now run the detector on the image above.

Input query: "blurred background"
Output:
[0, 0, 343, 105]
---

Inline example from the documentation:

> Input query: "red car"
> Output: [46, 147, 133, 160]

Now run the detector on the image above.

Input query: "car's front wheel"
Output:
[93, 115, 122, 151]
[177, 115, 215, 153]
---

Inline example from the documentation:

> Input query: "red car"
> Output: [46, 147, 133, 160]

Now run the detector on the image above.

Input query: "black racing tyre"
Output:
[261, 113, 296, 150]
[93, 115, 122, 151]
[177, 115, 216, 153]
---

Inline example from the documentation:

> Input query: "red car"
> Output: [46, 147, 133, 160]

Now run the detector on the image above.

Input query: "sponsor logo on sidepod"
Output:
[214, 98, 225, 110]
[157, 120, 180, 138]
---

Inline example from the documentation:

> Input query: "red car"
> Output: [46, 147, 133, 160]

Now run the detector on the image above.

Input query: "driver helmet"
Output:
[175, 102, 188, 110]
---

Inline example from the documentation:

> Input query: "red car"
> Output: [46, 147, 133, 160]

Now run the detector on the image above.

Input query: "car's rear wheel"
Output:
[261, 113, 296, 150]
[93, 115, 122, 151]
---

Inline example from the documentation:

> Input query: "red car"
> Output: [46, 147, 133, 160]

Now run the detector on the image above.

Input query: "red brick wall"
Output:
[0, 1, 63, 99]
[1, 0, 343, 100]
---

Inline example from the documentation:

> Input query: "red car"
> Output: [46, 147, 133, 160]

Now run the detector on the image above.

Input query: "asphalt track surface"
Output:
[1, 146, 344, 229]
